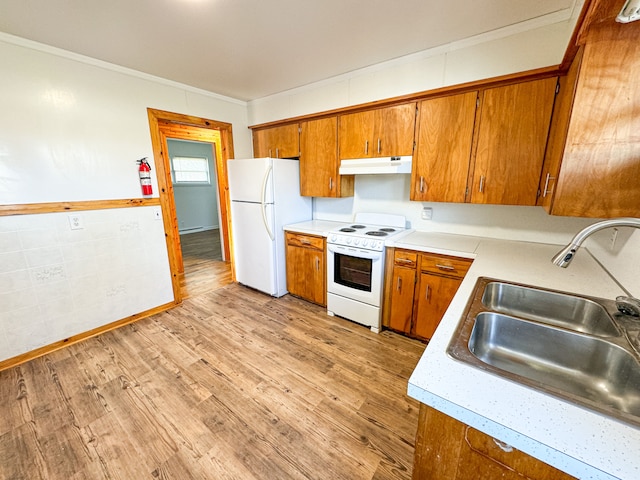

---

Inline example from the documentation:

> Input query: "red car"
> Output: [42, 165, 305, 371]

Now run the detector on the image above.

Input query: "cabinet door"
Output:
[388, 266, 416, 334]
[253, 124, 299, 158]
[374, 103, 417, 157]
[551, 22, 640, 218]
[285, 241, 326, 306]
[338, 110, 375, 159]
[413, 273, 462, 340]
[470, 78, 556, 205]
[300, 117, 354, 198]
[538, 52, 581, 212]
[413, 404, 578, 480]
[412, 92, 478, 202]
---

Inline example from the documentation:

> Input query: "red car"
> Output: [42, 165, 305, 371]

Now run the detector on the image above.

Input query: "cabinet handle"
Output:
[396, 258, 414, 265]
[276, 147, 280, 158]
[377, 138, 381, 154]
[425, 285, 430, 301]
[269, 149, 272, 157]
[396, 276, 402, 292]
[542, 173, 556, 198]
[478, 175, 485, 193]
[300, 238, 311, 245]
[436, 264, 455, 271]
[315, 257, 320, 272]
[419, 176, 425, 193]
[365, 140, 369, 155]
[329, 177, 334, 191]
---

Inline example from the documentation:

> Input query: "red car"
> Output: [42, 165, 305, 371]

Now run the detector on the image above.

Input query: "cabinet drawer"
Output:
[285, 232, 324, 251]
[420, 253, 472, 277]
[394, 249, 418, 269]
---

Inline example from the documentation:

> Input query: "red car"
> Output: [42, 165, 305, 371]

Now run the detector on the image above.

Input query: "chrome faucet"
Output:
[552, 217, 640, 317]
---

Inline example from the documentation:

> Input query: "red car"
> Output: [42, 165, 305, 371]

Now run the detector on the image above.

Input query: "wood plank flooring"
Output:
[0, 268, 426, 478]
[179, 229, 232, 299]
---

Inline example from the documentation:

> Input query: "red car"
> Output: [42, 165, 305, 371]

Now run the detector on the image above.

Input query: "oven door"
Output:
[326, 244, 384, 307]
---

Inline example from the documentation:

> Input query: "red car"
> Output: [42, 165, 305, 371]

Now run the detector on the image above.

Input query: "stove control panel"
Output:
[328, 234, 385, 251]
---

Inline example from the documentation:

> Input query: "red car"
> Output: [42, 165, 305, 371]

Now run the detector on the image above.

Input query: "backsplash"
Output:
[313, 174, 639, 297]
[0, 206, 173, 362]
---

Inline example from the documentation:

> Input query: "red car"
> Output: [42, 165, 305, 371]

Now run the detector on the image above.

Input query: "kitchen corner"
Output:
[390, 232, 638, 480]
[284, 220, 639, 479]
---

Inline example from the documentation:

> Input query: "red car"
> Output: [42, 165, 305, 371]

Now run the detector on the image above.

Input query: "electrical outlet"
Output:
[609, 228, 618, 250]
[421, 207, 433, 220]
[153, 207, 162, 220]
[68, 214, 84, 230]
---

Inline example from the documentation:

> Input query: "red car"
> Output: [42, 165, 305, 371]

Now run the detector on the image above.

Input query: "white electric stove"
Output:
[326, 213, 407, 333]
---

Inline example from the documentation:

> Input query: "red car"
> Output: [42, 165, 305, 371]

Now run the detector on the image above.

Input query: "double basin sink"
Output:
[447, 277, 640, 427]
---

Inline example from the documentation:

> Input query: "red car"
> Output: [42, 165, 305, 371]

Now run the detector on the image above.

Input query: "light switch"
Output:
[421, 207, 433, 220]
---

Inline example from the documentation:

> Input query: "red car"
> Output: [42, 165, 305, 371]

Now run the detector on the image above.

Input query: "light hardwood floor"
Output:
[0, 236, 426, 480]
[179, 229, 232, 299]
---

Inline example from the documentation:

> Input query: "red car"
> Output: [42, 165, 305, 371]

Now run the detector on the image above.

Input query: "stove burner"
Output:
[350, 224, 367, 229]
[340, 227, 356, 232]
[366, 231, 388, 237]
[379, 227, 396, 232]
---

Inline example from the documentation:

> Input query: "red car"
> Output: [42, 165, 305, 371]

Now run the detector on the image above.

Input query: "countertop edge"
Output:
[406, 385, 617, 480]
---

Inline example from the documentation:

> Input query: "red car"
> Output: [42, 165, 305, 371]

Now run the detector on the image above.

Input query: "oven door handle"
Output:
[327, 244, 383, 260]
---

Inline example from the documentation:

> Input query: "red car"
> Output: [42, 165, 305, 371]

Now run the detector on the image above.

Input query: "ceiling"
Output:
[0, 0, 580, 101]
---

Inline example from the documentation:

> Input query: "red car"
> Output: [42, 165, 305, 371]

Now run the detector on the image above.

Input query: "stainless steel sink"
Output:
[448, 277, 640, 427]
[481, 281, 619, 336]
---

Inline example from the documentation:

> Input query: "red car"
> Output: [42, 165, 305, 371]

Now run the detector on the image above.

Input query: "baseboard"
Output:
[0, 301, 178, 372]
[179, 226, 219, 234]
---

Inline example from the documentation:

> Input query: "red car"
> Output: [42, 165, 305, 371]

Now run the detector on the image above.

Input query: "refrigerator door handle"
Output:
[261, 164, 275, 241]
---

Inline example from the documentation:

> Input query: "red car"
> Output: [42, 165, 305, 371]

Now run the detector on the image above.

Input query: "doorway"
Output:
[147, 108, 236, 304]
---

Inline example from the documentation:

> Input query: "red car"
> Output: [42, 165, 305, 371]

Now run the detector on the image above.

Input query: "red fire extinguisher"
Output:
[137, 157, 153, 196]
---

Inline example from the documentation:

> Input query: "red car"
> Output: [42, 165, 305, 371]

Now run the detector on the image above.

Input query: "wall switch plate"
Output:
[68, 214, 84, 230]
[153, 207, 162, 220]
[421, 207, 433, 220]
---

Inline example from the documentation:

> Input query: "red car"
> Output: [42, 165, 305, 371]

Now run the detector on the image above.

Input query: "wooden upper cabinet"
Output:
[338, 103, 416, 159]
[374, 103, 417, 156]
[299, 117, 354, 198]
[549, 15, 640, 218]
[411, 92, 478, 202]
[469, 77, 557, 206]
[253, 124, 300, 158]
[338, 109, 374, 159]
[538, 49, 583, 213]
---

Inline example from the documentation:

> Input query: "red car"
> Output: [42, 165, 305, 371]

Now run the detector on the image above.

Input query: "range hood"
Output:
[339, 156, 412, 175]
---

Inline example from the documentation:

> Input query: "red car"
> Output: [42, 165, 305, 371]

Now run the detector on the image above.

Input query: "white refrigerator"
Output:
[227, 157, 312, 297]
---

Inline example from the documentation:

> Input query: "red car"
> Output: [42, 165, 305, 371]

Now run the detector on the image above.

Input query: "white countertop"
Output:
[390, 232, 639, 480]
[283, 220, 346, 236]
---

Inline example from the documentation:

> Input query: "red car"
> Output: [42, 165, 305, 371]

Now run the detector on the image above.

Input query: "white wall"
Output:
[0, 34, 252, 362]
[248, 4, 640, 298]
[167, 139, 220, 233]
[247, 12, 581, 125]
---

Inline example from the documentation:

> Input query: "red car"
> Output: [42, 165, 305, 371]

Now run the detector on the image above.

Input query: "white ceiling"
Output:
[0, 0, 579, 101]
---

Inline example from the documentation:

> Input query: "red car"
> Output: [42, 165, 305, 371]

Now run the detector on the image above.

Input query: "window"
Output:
[171, 156, 210, 184]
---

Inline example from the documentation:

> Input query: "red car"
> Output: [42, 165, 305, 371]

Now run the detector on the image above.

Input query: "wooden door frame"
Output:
[147, 108, 235, 304]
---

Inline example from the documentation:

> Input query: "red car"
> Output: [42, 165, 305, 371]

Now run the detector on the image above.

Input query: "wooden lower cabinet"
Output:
[413, 404, 576, 480]
[388, 250, 418, 333]
[285, 232, 326, 306]
[413, 273, 463, 340]
[385, 249, 471, 341]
